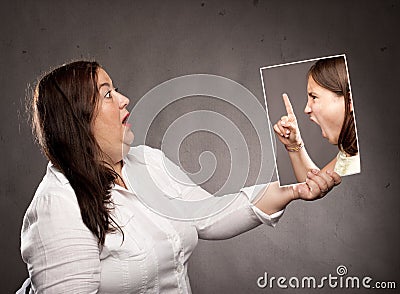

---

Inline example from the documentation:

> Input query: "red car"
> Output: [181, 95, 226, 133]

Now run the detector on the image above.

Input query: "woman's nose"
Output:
[118, 92, 130, 109]
[304, 100, 311, 114]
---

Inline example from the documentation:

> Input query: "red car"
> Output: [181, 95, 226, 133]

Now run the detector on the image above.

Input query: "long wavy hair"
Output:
[308, 56, 358, 156]
[31, 61, 120, 245]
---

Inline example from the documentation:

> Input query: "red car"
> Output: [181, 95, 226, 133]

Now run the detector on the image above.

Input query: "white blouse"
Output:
[21, 145, 284, 293]
[334, 150, 361, 176]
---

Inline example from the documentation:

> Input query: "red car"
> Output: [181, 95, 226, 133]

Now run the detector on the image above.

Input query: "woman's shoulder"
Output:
[128, 144, 163, 156]
[21, 164, 99, 288]
[25, 163, 80, 220]
[21, 164, 87, 253]
[126, 145, 164, 165]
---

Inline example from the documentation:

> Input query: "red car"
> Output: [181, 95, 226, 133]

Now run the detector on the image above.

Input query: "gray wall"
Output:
[1, 0, 399, 293]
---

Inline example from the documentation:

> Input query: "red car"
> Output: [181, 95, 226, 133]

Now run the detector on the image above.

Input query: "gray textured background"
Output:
[1, 0, 399, 293]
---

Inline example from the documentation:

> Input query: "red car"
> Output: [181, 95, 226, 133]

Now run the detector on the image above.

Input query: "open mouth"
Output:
[122, 112, 130, 125]
[309, 116, 319, 125]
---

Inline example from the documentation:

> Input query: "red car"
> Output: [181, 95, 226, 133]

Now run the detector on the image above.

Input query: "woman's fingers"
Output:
[294, 182, 314, 200]
[297, 169, 342, 201]
[307, 169, 328, 192]
[326, 170, 342, 186]
[305, 177, 321, 199]
[313, 170, 341, 189]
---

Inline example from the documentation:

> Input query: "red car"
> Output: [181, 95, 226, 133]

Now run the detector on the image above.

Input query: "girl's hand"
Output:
[273, 94, 303, 147]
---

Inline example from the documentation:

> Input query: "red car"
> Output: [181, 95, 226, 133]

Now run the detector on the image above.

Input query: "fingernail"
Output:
[307, 172, 312, 178]
[281, 121, 285, 125]
[286, 130, 290, 134]
[326, 170, 332, 174]
[285, 135, 289, 138]
[311, 169, 318, 174]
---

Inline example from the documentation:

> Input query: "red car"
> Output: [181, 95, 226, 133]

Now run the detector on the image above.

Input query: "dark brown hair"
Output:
[32, 61, 119, 245]
[308, 56, 358, 156]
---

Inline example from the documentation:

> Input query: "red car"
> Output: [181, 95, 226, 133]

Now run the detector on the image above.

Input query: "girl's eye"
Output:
[105, 90, 112, 99]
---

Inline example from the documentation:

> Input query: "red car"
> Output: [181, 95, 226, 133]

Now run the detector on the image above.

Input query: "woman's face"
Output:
[92, 68, 134, 164]
[304, 75, 345, 145]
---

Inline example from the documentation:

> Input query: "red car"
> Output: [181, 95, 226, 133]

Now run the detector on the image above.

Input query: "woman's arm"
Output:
[21, 192, 101, 293]
[192, 169, 340, 239]
[133, 146, 341, 240]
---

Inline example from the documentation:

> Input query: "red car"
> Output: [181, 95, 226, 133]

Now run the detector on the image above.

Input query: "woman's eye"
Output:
[104, 90, 112, 98]
[104, 88, 119, 99]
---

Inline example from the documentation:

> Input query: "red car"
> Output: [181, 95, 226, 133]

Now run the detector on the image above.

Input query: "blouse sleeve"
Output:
[185, 184, 284, 240]
[137, 145, 285, 240]
[21, 191, 101, 293]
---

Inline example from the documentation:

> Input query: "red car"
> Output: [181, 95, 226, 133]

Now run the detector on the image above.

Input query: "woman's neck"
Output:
[111, 160, 127, 189]
[112, 160, 123, 176]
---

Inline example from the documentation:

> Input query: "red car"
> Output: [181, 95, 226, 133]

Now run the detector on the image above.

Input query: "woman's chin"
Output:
[321, 131, 334, 145]
[121, 130, 134, 157]
[325, 136, 338, 145]
[123, 129, 135, 145]
[321, 129, 328, 139]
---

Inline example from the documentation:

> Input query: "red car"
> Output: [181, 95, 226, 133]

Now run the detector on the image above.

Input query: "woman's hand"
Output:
[273, 94, 303, 147]
[292, 169, 341, 201]
[254, 169, 341, 215]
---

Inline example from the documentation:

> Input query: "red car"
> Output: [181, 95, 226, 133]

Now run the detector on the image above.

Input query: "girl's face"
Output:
[304, 75, 345, 145]
[92, 68, 134, 165]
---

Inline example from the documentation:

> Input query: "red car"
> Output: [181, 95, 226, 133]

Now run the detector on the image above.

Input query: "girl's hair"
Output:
[308, 56, 358, 156]
[31, 61, 119, 245]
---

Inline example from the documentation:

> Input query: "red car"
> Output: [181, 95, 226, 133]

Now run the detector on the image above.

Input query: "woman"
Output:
[274, 56, 360, 181]
[20, 61, 340, 293]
